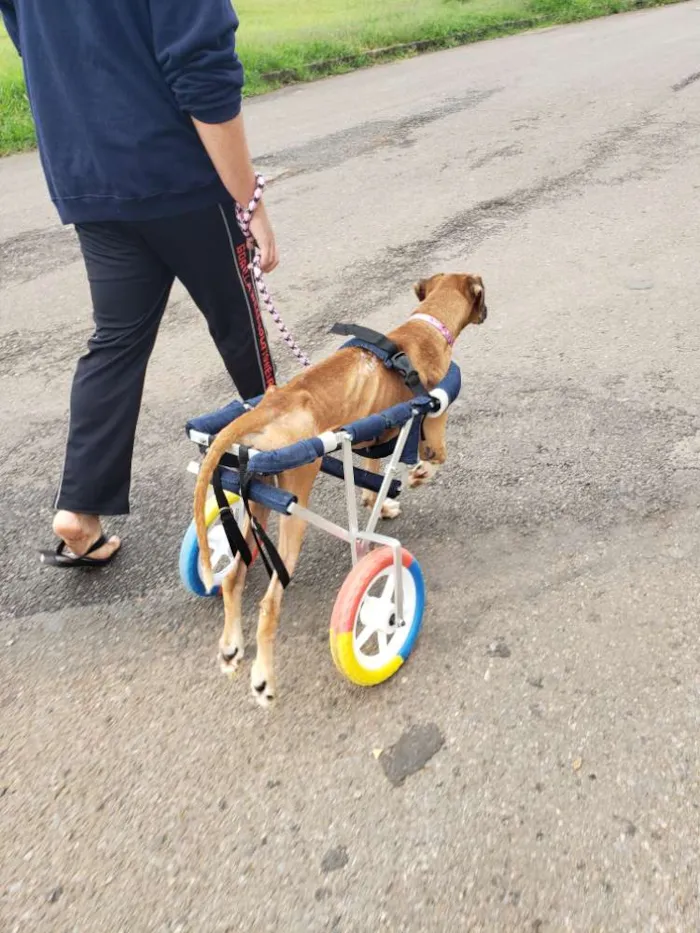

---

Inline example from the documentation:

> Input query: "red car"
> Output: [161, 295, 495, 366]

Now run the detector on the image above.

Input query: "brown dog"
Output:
[193, 272, 487, 706]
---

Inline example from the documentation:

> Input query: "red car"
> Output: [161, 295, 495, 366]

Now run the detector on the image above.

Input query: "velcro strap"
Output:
[331, 322, 428, 397]
[331, 322, 399, 359]
[238, 447, 291, 589]
[212, 467, 253, 567]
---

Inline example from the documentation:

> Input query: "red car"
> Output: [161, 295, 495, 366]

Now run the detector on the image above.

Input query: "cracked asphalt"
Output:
[1, 5, 700, 931]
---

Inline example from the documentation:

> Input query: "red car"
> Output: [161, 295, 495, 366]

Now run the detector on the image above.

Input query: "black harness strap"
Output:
[237, 447, 291, 590]
[212, 466, 253, 568]
[331, 322, 428, 397]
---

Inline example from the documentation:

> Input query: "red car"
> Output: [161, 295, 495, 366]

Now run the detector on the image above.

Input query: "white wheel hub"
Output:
[359, 595, 395, 633]
[198, 498, 245, 587]
[352, 565, 417, 670]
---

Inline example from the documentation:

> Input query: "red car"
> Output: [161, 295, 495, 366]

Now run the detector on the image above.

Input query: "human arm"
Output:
[148, 0, 277, 270]
[192, 113, 278, 273]
[0, 0, 21, 55]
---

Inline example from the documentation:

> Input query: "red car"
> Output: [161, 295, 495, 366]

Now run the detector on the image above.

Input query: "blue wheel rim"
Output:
[397, 556, 425, 661]
[179, 519, 221, 598]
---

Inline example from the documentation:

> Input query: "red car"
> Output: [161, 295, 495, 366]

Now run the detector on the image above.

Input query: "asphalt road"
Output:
[2, 5, 700, 931]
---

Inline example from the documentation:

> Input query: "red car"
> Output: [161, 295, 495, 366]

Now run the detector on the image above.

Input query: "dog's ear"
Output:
[465, 275, 483, 301]
[413, 279, 428, 302]
[464, 274, 487, 324]
[414, 274, 444, 300]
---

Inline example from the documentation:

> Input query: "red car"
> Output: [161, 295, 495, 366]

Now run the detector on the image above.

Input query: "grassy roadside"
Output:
[0, 30, 32, 155]
[0, 0, 679, 156]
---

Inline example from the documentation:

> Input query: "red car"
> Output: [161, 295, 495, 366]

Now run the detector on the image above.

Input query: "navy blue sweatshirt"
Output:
[0, 0, 244, 223]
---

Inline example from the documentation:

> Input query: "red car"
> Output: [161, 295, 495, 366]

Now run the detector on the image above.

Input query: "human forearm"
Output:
[192, 112, 256, 207]
[193, 112, 279, 273]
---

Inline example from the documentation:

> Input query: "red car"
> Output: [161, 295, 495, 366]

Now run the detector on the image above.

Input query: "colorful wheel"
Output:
[179, 492, 244, 597]
[330, 547, 425, 686]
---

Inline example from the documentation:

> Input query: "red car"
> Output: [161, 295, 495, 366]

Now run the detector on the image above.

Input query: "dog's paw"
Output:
[251, 660, 276, 709]
[380, 498, 401, 520]
[407, 461, 438, 489]
[361, 489, 377, 510]
[219, 632, 245, 677]
[362, 491, 400, 519]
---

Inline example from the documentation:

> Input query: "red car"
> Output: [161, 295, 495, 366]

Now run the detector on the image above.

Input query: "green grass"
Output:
[0, 29, 34, 155]
[0, 0, 678, 155]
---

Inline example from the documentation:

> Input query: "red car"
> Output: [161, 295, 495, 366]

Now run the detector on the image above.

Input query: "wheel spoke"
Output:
[377, 630, 388, 654]
[381, 572, 395, 600]
[210, 547, 229, 569]
[355, 624, 376, 651]
[207, 526, 233, 571]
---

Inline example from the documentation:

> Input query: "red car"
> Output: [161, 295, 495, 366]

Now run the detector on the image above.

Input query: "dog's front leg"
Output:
[250, 462, 320, 707]
[360, 457, 380, 511]
[408, 411, 448, 488]
[360, 457, 401, 520]
[219, 505, 270, 675]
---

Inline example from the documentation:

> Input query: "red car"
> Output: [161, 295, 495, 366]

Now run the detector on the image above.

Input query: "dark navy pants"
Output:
[55, 201, 276, 515]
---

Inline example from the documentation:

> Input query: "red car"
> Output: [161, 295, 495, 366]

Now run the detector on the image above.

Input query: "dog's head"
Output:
[413, 273, 488, 331]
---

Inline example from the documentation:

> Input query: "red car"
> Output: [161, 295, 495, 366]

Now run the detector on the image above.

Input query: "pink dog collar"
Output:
[411, 313, 455, 347]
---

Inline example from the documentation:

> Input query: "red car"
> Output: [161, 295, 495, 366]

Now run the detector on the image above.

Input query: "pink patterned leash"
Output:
[235, 173, 311, 368]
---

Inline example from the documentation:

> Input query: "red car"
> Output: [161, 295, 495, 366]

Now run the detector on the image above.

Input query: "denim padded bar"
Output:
[215, 469, 297, 514]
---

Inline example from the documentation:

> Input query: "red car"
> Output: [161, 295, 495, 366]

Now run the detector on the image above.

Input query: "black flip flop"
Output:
[40, 534, 119, 569]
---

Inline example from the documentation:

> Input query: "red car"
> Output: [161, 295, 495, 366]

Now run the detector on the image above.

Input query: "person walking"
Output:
[0, 0, 278, 567]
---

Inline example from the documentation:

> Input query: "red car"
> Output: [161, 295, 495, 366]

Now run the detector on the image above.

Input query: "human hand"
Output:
[249, 200, 279, 273]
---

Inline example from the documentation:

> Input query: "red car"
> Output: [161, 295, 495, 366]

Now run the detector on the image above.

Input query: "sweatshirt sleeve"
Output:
[0, 0, 21, 56]
[149, 0, 244, 124]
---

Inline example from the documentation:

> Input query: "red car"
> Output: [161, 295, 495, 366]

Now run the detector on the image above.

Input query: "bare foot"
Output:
[53, 511, 121, 561]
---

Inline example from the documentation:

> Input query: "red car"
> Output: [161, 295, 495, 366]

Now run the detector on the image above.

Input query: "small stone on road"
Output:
[379, 723, 445, 787]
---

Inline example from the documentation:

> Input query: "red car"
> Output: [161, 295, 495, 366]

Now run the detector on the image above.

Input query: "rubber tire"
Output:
[330, 547, 425, 686]
[179, 492, 240, 598]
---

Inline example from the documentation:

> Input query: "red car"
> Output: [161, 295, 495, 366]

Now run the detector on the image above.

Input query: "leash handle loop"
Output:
[235, 174, 311, 369]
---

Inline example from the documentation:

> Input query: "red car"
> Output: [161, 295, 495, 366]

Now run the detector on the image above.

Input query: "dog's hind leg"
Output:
[219, 504, 270, 676]
[250, 462, 320, 708]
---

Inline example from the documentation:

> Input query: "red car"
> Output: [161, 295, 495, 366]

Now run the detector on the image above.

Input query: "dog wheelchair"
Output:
[179, 361, 462, 687]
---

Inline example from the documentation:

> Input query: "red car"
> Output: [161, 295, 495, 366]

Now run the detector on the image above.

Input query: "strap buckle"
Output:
[390, 351, 422, 394]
